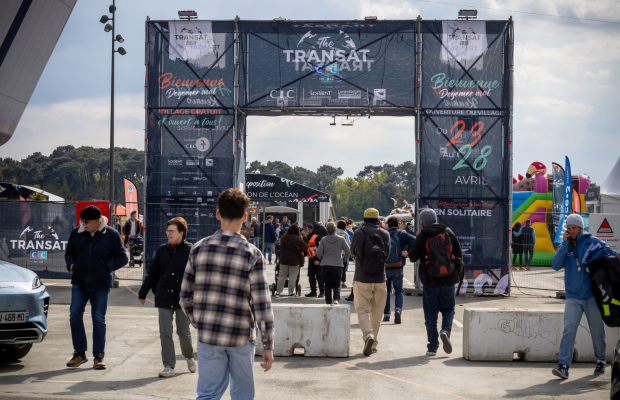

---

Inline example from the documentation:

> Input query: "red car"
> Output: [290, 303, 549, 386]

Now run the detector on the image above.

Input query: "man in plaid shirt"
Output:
[180, 188, 275, 399]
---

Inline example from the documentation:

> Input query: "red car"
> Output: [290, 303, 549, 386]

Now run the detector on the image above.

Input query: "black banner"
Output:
[418, 20, 511, 294]
[0, 202, 75, 278]
[246, 173, 330, 202]
[239, 21, 416, 114]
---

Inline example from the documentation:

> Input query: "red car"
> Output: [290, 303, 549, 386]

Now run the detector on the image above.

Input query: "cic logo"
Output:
[269, 88, 297, 100]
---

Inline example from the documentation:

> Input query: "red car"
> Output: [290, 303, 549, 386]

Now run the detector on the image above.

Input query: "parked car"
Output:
[0, 261, 49, 362]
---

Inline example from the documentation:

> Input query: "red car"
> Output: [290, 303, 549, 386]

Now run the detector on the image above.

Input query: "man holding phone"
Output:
[551, 214, 617, 379]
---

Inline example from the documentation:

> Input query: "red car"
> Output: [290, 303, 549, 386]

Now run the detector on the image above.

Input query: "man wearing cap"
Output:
[65, 206, 128, 370]
[551, 214, 617, 380]
[350, 208, 390, 356]
[409, 208, 462, 357]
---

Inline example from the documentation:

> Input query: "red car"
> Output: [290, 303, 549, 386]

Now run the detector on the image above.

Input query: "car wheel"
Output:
[0, 344, 32, 362]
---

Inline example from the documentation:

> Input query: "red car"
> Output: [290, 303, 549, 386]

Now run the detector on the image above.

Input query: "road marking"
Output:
[21, 377, 37, 384]
[403, 278, 415, 287]
[38, 380, 83, 383]
[325, 358, 472, 400]
[119, 270, 154, 305]
[453, 319, 463, 328]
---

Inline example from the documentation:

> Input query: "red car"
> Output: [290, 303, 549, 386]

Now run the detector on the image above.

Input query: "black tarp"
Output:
[246, 173, 330, 202]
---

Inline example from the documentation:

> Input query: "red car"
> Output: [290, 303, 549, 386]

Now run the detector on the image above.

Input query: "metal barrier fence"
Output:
[509, 211, 590, 294]
[0, 200, 145, 281]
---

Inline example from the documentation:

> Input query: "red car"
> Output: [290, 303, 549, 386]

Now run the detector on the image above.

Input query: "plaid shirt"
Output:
[180, 230, 275, 349]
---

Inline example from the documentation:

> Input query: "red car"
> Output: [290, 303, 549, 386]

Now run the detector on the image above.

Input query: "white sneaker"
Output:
[158, 366, 175, 377]
[426, 351, 437, 356]
[186, 358, 197, 373]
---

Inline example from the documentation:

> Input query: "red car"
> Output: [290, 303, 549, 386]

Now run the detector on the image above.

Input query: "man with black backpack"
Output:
[350, 208, 390, 356]
[383, 216, 416, 324]
[409, 209, 463, 357]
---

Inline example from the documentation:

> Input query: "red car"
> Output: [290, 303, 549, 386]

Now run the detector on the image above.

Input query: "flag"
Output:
[551, 162, 564, 237]
[554, 157, 572, 244]
[124, 178, 139, 217]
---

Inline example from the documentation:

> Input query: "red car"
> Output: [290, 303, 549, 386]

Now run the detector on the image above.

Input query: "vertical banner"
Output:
[124, 178, 139, 217]
[418, 20, 511, 294]
[551, 162, 564, 238]
[554, 156, 573, 244]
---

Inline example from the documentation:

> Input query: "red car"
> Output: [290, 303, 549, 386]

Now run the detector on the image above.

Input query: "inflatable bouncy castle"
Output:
[512, 162, 590, 265]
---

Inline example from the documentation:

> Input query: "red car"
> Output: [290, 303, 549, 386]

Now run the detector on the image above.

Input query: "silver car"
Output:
[0, 261, 49, 361]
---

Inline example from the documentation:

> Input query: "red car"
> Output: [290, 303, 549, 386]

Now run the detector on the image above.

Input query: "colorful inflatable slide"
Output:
[511, 163, 589, 265]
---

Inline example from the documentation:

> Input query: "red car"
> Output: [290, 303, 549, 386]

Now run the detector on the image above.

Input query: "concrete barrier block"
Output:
[256, 304, 350, 357]
[463, 308, 618, 362]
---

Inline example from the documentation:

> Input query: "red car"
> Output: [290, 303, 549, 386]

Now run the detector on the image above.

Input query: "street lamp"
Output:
[100, 0, 126, 218]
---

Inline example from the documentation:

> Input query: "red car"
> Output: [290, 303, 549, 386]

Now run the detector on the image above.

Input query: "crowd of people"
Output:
[62, 190, 618, 399]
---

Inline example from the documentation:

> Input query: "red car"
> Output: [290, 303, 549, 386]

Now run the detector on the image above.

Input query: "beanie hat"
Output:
[79, 205, 102, 220]
[364, 208, 379, 219]
[566, 214, 584, 230]
[419, 209, 437, 226]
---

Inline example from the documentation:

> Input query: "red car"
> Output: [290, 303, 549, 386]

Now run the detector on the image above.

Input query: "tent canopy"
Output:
[264, 206, 300, 214]
[602, 157, 620, 195]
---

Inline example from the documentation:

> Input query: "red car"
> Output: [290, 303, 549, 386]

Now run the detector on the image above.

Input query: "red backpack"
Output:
[424, 230, 455, 277]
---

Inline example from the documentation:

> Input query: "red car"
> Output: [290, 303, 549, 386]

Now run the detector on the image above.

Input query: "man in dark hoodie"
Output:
[306, 221, 327, 297]
[409, 208, 462, 357]
[262, 215, 277, 264]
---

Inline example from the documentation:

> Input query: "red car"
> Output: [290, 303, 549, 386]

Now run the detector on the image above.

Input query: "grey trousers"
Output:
[158, 307, 194, 369]
[276, 264, 300, 294]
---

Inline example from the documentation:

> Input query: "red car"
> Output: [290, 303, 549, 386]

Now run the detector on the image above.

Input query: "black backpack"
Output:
[588, 255, 620, 327]
[360, 227, 389, 275]
[424, 230, 456, 277]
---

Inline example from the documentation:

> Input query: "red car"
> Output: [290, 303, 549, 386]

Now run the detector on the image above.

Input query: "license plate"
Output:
[0, 312, 28, 324]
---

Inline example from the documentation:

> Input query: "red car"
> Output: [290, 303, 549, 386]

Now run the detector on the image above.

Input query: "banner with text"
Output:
[418, 20, 511, 294]
[239, 21, 416, 114]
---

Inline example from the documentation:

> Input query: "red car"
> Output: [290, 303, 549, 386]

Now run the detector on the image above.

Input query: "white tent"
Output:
[600, 157, 620, 213]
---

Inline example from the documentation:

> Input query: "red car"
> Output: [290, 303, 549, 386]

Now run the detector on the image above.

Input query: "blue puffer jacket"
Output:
[552, 232, 616, 299]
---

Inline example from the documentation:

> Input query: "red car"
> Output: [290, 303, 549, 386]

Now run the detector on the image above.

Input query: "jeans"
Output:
[512, 253, 523, 267]
[321, 265, 343, 304]
[523, 244, 534, 266]
[308, 262, 324, 294]
[559, 297, 606, 367]
[264, 243, 273, 262]
[197, 341, 255, 400]
[251, 237, 259, 248]
[276, 264, 300, 295]
[158, 308, 194, 369]
[422, 286, 456, 352]
[384, 268, 404, 316]
[69, 284, 110, 357]
[353, 281, 388, 349]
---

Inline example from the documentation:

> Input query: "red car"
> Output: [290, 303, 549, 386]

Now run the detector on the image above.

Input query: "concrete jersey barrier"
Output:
[463, 308, 618, 362]
[256, 304, 350, 357]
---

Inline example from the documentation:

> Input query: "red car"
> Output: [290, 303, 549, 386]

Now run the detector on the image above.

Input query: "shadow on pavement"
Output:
[503, 375, 608, 398]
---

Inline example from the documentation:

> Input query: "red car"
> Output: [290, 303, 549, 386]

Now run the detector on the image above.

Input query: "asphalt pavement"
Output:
[0, 261, 612, 399]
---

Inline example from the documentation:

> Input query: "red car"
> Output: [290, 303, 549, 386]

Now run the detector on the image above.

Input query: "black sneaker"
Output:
[363, 337, 375, 356]
[382, 315, 390, 322]
[394, 310, 402, 324]
[305, 292, 317, 298]
[440, 330, 452, 354]
[552, 364, 569, 379]
[318, 293, 325, 298]
[594, 360, 606, 375]
[345, 295, 354, 302]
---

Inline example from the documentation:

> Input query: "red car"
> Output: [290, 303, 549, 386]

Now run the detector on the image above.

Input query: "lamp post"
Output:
[100, 0, 126, 219]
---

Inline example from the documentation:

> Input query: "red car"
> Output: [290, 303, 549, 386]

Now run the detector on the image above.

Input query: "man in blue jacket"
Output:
[65, 206, 128, 370]
[383, 216, 416, 324]
[551, 214, 617, 379]
[262, 215, 277, 264]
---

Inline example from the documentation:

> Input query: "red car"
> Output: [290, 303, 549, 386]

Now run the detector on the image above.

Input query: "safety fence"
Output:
[0, 200, 145, 282]
[508, 211, 590, 294]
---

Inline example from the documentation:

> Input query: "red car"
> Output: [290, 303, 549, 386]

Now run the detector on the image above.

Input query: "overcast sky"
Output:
[1, 0, 619, 185]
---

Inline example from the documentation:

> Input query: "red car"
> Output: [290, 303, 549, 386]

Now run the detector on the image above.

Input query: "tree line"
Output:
[247, 161, 416, 220]
[0, 145, 144, 203]
[1, 146, 415, 219]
